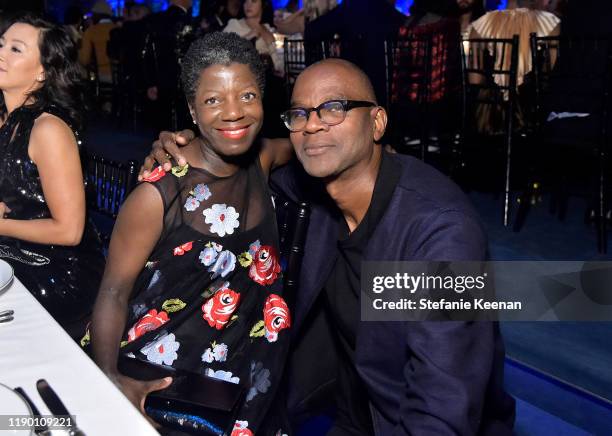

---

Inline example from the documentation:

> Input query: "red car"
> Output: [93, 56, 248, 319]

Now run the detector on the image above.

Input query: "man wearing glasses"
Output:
[146, 58, 515, 435]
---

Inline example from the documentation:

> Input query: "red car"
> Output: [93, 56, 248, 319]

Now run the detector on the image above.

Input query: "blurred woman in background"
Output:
[0, 13, 104, 334]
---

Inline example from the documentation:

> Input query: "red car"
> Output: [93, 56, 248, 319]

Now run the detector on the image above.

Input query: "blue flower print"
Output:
[184, 196, 200, 212]
[208, 250, 236, 279]
[193, 184, 212, 201]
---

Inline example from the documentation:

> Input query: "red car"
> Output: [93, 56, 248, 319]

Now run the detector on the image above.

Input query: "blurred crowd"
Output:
[17, 0, 606, 136]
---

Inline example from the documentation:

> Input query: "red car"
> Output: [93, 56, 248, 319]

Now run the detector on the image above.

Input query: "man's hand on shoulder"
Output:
[139, 129, 194, 181]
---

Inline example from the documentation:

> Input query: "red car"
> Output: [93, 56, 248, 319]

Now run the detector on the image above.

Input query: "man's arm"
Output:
[394, 210, 494, 435]
[259, 137, 294, 177]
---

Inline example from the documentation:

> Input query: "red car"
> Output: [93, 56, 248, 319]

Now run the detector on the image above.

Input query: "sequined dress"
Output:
[0, 105, 105, 324]
[114, 156, 291, 435]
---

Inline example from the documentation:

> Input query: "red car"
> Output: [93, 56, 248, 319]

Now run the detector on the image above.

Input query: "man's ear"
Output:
[372, 106, 387, 142]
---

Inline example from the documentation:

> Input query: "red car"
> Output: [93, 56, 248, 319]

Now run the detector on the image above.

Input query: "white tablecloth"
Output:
[0, 277, 160, 436]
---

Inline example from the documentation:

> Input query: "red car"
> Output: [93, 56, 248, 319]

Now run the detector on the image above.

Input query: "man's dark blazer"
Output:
[270, 152, 515, 435]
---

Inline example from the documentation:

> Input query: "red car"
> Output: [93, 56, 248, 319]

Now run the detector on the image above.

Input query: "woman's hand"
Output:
[246, 19, 275, 45]
[139, 130, 195, 181]
[111, 373, 172, 426]
[0, 202, 11, 219]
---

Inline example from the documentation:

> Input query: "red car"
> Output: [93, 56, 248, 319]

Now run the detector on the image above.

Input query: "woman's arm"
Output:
[0, 114, 85, 246]
[90, 182, 171, 413]
[273, 9, 305, 35]
[259, 137, 294, 177]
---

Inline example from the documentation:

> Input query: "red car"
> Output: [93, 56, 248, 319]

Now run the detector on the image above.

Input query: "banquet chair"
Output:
[275, 197, 311, 310]
[83, 152, 138, 245]
[460, 35, 520, 227]
[385, 35, 432, 160]
[284, 39, 307, 97]
[385, 31, 463, 170]
[526, 34, 612, 252]
[283, 37, 343, 101]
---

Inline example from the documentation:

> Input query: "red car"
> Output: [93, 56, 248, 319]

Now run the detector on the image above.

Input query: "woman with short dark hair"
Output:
[89, 32, 292, 435]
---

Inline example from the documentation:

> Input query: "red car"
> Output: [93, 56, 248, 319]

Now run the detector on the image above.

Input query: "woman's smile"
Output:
[216, 124, 252, 140]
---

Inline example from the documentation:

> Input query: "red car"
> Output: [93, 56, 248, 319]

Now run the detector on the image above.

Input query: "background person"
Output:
[0, 13, 104, 334]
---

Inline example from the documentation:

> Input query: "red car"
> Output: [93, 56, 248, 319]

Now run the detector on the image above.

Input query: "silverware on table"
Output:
[36, 379, 86, 436]
[0, 309, 13, 323]
[14, 387, 51, 436]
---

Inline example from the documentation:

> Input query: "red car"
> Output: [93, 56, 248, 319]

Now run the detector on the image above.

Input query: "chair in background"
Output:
[111, 59, 146, 131]
[385, 35, 432, 160]
[283, 37, 343, 102]
[460, 35, 520, 227]
[83, 151, 138, 245]
[526, 34, 612, 252]
[385, 30, 463, 170]
[275, 197, 311, 309]
[284, 39, 307, 98]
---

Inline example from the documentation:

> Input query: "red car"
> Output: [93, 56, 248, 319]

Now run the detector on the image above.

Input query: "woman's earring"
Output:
[37, 74, 44, 82]
[192, 119, 197, 125]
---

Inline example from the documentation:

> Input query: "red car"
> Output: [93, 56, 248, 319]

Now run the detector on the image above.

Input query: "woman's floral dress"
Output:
[90, 158, 291, 435]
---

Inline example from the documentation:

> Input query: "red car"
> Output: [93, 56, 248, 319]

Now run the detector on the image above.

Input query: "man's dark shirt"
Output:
[325, 152, 401, 435]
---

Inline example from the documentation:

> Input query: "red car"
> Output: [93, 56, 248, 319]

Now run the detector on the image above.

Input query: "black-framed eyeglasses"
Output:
[280, 99, 377, 132]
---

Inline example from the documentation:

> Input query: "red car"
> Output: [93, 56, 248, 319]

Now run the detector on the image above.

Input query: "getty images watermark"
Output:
[361, 261, 612, 321]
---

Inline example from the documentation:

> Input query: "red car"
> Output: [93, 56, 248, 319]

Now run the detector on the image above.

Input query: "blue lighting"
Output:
[395, 0, 413, 15]
[273, 0, 304, 8]
[271, 0, 412, 12]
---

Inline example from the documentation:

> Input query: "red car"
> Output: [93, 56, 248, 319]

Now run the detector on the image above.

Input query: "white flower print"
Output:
[246, 361, 271, 402]
[201, 348, 215, 363]
[234, 421, 249, 431]
[203, 204, 240, 237]
[193, 183, 212, 201]
[208, 250, 236, 278]
[212, 343, 228, 362]
[205, 368, 240, 384]
[140, 333, 180, 366]
[199, 247, 218, 267]
[184, 196, 200, 212]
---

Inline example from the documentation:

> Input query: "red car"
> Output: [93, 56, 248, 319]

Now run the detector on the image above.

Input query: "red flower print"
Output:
[202, 287, 241, 330]
[248, 245, 281, 285]
[231, 421, 253, 436]
[142, 166, 166, 183]
[263, 294, 291, 342]
[173, 241, 194, 256]
[127, 309, 169, 342]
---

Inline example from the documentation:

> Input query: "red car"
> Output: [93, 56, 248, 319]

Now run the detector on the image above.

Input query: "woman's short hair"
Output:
[181, 32, 266, 104]
[0, 13, 86, 129]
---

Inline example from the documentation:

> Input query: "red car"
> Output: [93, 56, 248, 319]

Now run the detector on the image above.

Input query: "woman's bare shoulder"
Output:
[28, 112, 77, 162]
